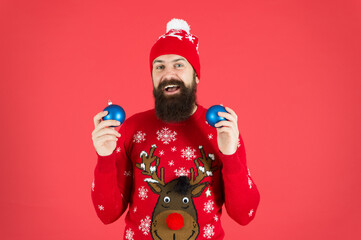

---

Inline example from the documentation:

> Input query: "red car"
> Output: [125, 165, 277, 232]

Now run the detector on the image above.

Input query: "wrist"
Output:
[219, 144, 237, 155]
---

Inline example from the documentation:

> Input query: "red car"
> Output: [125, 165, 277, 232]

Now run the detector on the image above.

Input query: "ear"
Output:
[194, 71, 199, 84]
[147, 182, 163, 194]
[191, 182, 209, 198]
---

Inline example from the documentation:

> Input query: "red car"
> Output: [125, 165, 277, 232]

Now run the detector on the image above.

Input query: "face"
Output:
[152, 54, 199, 122]
[152, 54, 199, 94]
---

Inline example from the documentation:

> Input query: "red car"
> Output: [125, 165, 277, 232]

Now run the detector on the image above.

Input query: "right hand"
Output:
[92, 111, 121, 156]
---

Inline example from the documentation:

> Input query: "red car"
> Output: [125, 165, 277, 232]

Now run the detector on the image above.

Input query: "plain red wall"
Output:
[1, 0, 361, 239]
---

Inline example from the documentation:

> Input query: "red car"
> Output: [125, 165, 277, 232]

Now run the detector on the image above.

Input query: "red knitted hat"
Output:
[149, 18, 200, 79]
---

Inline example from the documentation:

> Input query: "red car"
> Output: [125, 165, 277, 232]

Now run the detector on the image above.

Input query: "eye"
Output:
[182, 197, 189, 204]
[155, 65, 164, 70]
[175, 63, 183, 68]
[164, 196, 171, 203]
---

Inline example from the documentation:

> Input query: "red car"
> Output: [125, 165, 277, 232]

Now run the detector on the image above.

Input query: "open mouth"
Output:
[164, 84, 181, 94]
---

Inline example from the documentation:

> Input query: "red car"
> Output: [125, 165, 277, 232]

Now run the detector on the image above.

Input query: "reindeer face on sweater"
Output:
[136, 145, 217, 240]
[151, 177, 207, 239]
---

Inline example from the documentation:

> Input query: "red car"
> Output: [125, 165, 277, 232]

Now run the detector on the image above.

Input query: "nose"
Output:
[160, 66, 179, 81]
[161, 72, 178, 82]
[166, 213, 184, 230]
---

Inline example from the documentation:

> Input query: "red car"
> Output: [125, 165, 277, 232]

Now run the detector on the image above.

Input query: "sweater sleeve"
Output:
[91, 124, 132, 224]
[220, 133, 260, 225]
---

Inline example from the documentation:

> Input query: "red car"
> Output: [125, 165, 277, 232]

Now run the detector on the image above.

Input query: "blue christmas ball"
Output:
[102, 103, 126, 124]
[206, 105, 228, 128]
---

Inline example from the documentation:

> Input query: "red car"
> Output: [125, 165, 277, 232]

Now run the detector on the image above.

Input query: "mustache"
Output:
[157, 79, 186, 90]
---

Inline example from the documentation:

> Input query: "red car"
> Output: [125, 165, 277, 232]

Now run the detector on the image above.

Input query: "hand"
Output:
[92, 111, 121, 156]
[214, 106, 239, 155]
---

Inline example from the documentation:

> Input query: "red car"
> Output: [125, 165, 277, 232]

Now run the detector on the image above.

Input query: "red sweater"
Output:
[91, 105, 260, 240]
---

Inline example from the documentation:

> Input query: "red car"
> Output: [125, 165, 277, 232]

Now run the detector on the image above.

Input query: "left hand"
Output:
[214, 106, 239, 155]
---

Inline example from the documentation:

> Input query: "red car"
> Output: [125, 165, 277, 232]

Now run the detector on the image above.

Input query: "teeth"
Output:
[164, 85, 178, 90]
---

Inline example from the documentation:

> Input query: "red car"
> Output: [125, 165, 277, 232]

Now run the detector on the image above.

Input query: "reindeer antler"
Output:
[135, 144, 165, 186]
[190, 146, 218, 185]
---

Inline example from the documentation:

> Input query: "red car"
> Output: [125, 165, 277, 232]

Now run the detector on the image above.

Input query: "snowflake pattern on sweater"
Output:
[203, 224, 215, 239]
[156, 127, 177, 144]
[125, 228, 134, 240]
[133, 131, 146, 143]
[139, 216, 151, 235]
[181, 146, 197, 160]
[91, 105, 260, 240]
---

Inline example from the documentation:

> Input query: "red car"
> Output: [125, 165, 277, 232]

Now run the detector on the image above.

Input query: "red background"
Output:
[1, 0, 361, 239]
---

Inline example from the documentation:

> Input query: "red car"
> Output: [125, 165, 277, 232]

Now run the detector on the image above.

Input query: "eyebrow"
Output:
[153, 58, 186, 64]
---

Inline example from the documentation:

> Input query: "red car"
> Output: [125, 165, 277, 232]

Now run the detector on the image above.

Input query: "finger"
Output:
[94, 134, 118, 145]
[93, 125, 120, 138]
[94, 119, 121, 133]
[218, 111, 237, 123]
[92, 127, 121, 139]
[215, 121, 239, 135]
[216, 125, 236, 136]
[216, 125, 233, 134]
[224, 107, 238, 121]
[93, 111, 108, 127]
[216, 124, 239, 136]
[214, 120, 236, 129]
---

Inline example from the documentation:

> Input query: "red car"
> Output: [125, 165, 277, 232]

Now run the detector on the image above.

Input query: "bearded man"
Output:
[91, 18, 260, 240]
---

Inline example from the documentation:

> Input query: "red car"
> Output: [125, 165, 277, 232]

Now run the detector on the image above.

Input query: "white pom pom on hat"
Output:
[166, 18, 190, 34]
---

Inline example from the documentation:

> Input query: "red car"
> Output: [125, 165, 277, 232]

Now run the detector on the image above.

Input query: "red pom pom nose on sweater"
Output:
[166, 213, 184, 230]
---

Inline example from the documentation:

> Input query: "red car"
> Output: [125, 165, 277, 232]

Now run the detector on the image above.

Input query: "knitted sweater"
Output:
[91, 105, 260, 240]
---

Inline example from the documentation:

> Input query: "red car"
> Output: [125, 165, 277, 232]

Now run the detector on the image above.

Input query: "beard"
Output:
[153, 73, 197, 123]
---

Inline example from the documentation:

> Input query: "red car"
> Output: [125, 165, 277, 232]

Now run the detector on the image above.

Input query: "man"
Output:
[91, 18, 260, 240]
